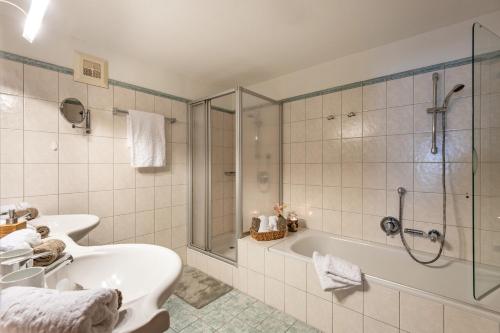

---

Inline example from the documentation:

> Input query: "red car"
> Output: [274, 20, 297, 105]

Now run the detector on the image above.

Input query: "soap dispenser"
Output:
[0, 209, 27, 238]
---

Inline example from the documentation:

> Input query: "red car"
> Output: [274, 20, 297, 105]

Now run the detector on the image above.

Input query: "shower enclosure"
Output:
[473, 23, 500, 300]
[188, 87, 281, 262]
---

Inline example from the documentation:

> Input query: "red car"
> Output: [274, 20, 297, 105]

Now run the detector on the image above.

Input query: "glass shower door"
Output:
[240, 88, 281, 234]
[473, 22, 500, 300]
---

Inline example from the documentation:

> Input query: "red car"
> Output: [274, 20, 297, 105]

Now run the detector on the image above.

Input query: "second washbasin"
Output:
[30, 214, 100, 242]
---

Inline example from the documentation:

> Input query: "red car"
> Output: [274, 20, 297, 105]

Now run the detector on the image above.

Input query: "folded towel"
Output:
[0, 229, 41, 252]
[312, 251, 362, 291]
[32, 239, 66, 267]
[35, 225, 50, 239]
[0, 286, 119, 333]
[257, 215, 269, 233]
[127, 109, 166, 167]
[268, 215, 278, 231]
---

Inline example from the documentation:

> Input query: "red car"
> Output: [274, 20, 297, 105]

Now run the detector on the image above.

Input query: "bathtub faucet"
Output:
[404, 228, 442, 242]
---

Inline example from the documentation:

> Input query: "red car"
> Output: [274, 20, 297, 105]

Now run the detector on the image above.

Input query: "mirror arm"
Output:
[71, 109, 91, 134]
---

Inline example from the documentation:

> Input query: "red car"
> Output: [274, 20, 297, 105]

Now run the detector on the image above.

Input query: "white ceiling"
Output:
[7, 0, 500, 93]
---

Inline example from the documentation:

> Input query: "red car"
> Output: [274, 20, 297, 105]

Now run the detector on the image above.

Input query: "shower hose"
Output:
[399, 112, 447, 265]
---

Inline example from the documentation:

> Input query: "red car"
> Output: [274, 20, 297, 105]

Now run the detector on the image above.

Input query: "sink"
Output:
[29, 214, 100, 241]
[44, 234, 182, 333]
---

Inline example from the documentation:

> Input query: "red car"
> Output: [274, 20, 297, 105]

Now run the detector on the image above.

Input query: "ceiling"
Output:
[5, 0, 500, 93]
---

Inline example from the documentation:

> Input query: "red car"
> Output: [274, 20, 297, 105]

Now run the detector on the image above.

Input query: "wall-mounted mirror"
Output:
[59, 98, 91, 134]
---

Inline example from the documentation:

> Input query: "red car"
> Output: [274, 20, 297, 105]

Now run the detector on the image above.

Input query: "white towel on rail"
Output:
[312, 251, 362, 291]
[0, 286, 119, 333]
[126, 109, 166, 167]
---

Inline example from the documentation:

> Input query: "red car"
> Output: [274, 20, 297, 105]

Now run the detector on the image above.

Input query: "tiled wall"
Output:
[211, 110, 235, 237]
[231, 237, 500, 333]
[0, 58, 188, 261]
[282, 64, 474, 261]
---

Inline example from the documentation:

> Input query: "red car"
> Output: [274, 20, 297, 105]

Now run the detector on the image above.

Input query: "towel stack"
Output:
[0, 286, 120, 333]
[257, 215, 280, 232]
[312, 251, 362, 291]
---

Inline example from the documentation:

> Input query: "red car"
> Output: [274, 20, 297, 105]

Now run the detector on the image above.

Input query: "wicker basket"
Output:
[250, 216, 287, 241]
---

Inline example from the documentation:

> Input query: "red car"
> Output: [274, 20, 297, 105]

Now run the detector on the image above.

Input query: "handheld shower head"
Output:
[443, 84, 465, 108]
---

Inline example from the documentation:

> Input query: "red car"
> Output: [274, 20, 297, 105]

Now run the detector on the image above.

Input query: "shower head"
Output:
[443, 84, 465, 108]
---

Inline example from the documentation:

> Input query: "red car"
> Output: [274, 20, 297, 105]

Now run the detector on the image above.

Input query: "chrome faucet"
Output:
[0, 251, 51, 276]
[0, 209, 31, 224]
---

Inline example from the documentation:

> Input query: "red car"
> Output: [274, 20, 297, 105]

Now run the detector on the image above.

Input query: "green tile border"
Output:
[280, 55, 476, 103]
[0, 50, 191, 103]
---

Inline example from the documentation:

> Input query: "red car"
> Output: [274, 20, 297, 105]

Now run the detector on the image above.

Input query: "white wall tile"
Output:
[265, 277, 285, 311]
[444, 305, 499, 333]
[265, 250, 284, 281]
[0, 164, 23, 198]
[24, 164, 58, 196]
[59, 164, 88, 193]
[364, 281, 399, 327]
[59, 134, 88, 163]
[24, 98, 58, 132]
[400, 292, 443, 333]
[1, 129, 23, 163]
[88, 85, 113, 111]
[59, 192, 88, 214]
[364, 316, 398, 333]
[332, 304, 362, 333]
[387, 76, 413, 107]
[247, 269, 265, 302]
[307, 293, 333, 333]
[24, 65, 58, 102]
[24, 131, 58, 163]
[285, 256, 307, 290]
[363, 82, 386, 111]
[0, 59, 22, 95]
[0, 94, 23, 129]
[284, 284, 307, 322]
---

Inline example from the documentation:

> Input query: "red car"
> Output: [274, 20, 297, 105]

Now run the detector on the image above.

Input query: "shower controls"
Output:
[428, 229, 442, 242]
[403, 228, 442, 242]
[380, 216, 400, 236]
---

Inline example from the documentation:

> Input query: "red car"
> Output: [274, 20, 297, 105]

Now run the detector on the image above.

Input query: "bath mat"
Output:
[174, 266, 232, 309]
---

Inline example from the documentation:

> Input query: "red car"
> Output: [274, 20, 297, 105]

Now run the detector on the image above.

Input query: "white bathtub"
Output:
[270, 229, 500, 316]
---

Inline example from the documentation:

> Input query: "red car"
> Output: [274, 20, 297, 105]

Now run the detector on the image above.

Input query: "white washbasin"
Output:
[30, 214, 100, 241]
[45, 233, 182, 333]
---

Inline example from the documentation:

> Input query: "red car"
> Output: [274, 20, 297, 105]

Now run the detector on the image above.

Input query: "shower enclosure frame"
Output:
[187, 87, 282, 265]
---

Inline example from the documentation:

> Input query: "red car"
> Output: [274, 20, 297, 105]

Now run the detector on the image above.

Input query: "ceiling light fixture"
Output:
[0, 0, 50, 43]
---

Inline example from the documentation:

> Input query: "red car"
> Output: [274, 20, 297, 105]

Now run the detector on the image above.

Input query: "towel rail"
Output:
[112, 107, 176, 124]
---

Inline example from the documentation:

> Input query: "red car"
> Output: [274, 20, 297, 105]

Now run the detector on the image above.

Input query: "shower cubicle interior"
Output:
[188, 87, 281, 262]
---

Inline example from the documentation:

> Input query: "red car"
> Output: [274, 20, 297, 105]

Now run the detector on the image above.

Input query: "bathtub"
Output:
[270, 229, 500, 316]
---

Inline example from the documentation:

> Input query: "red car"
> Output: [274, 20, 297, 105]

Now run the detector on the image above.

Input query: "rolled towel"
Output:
[0, 228, 41, 252]
[257, 215, 269, 233]
[312, 251, 362, 291]
[35, 225, 50, 239]
[15, 207, 39, 221]
[268, 215, 278, 231]
[32, 239, 66, 267]
[0, 286, 120, 333]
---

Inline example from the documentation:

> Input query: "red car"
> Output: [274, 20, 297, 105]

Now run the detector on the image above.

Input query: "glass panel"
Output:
[191, 102, 208, 250]
[210, 93, 237, 260]
[473, 23, 500, 299]
[241, 90, 281, 233]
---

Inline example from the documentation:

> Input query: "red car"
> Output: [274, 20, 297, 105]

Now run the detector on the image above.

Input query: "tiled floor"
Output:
[163, 289, 319, 333]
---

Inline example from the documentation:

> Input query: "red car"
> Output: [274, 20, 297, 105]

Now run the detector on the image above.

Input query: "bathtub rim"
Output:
[258, 228, 500, 322]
